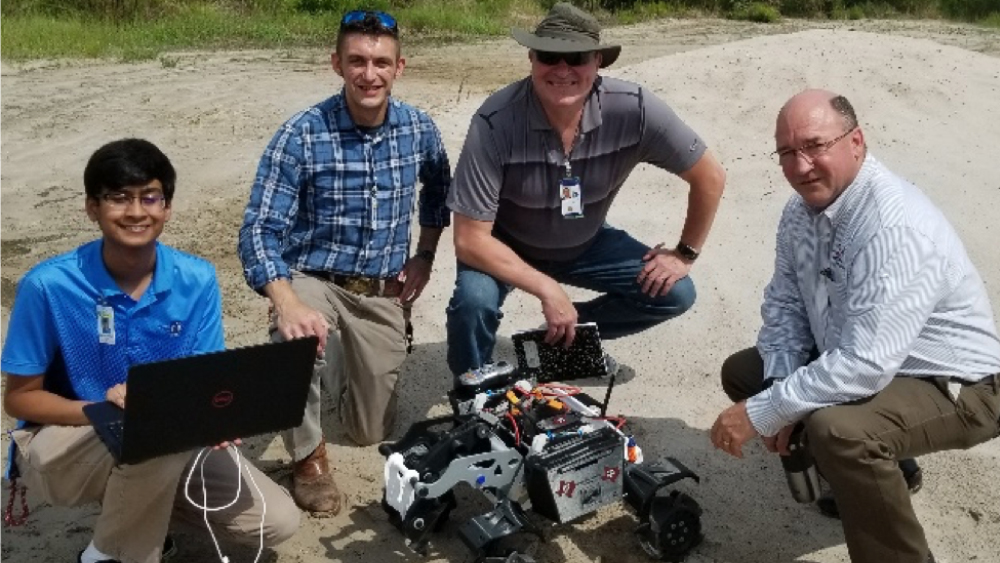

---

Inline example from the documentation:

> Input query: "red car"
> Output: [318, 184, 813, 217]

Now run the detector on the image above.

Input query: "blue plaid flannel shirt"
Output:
[239, 92, 451, 291]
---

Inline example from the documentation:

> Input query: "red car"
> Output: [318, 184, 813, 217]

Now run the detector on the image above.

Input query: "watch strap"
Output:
[415, 249, 435, 263]
[676, 242, 700, 261]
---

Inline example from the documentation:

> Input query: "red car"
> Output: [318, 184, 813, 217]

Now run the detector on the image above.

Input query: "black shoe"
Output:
[816, 461, 923, 519]
[77, 535, 176, 563]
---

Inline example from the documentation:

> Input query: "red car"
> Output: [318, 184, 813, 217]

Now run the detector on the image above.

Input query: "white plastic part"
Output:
[513, 380, 533, 395]
[546, 387, 601, 417]
[384, 453, 420, 517]
[473, 392, 489, 412]
[531, 433, 549, 454]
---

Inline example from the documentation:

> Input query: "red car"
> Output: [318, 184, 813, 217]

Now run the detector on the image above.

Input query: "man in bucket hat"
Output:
[445, 2, 726, 379]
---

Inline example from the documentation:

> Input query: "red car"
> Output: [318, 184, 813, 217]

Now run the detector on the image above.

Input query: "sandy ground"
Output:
[2, 17, 1000, 563]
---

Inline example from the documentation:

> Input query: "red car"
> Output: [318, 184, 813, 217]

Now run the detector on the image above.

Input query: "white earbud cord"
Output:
[183, 447, 266, 563]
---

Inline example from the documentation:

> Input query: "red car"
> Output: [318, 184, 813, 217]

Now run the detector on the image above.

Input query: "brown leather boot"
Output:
[291, 442, 343, 516]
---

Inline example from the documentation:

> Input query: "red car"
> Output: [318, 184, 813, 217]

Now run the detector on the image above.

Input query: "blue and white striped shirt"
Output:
[239, 92, 451, 291]
[747, 154, 1000, 437]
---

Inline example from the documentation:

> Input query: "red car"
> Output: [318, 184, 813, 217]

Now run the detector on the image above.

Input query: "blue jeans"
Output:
[445, 225, 696, 375]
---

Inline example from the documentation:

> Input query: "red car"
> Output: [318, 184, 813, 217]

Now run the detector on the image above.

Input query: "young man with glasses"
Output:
[445, 2, 726, 378]
[238, 10, 451, 515]
[710, 89, 1000, 563]
[2, 138, 300, 563]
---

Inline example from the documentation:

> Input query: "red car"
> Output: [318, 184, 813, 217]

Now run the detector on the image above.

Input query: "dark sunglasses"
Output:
[340, 10, 398, 33]
[534, 50, 594, 67]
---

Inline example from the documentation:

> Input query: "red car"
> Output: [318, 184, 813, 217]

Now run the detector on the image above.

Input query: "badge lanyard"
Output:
[560, 121, 584, 220]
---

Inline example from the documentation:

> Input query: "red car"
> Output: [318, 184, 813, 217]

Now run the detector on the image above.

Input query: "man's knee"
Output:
[803, 407, 872, 465]
[665, 276, 697, 315]
[344, 427, 389, 447]
[719, 347, 764, 402]
[341, 407, 394, 447]
[637, 275, 696, 319]
[262, 496, 301, 547]
[447, 269, 504, 320]
[720, 354, 746, 402]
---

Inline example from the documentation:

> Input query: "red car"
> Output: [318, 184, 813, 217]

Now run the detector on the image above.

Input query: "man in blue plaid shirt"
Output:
[238, 10, 451, 516]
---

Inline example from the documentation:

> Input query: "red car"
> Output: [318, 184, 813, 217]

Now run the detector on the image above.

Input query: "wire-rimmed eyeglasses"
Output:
[101, 192, 166, 209]
[773, 127, 856, 166]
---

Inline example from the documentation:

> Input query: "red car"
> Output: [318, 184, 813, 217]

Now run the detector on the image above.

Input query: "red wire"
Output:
[504, 412, 521, 446]
[536, 383, 581, 396]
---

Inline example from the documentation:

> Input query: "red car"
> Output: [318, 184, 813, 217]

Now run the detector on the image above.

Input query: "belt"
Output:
[304, 271, 403, 298]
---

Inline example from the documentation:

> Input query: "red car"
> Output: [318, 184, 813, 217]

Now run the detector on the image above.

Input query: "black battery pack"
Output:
[524, 426, 625, 523]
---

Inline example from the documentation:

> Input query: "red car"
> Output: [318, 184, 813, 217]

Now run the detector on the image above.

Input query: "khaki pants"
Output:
[721, 347, 1000, 563]
[12, 425, 300, 563]
[274, 271, 409, 459]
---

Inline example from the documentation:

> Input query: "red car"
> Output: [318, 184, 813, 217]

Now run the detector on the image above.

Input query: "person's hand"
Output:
[637, 244, 693, 297]
[212, 438, 243, 451]
[710, 401, 760, 458]
[105, 383, 127, 409]
[539, 283, 578, 347]
[763, 423, 797, 455]
[398, 256, 433, 304]
[273, 296, 329, 355]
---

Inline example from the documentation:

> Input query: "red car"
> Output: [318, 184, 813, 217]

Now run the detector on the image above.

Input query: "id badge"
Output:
[560, 176, 583, 219]
[97, 305, 116, 345]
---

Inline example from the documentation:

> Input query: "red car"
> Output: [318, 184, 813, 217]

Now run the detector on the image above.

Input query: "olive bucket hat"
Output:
[511, 2, 621, 69]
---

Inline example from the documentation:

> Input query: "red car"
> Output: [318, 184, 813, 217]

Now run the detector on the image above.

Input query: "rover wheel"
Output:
[635, 491, 703, 562]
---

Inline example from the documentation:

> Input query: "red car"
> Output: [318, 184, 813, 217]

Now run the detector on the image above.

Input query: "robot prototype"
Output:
[380, 359, 704, 563]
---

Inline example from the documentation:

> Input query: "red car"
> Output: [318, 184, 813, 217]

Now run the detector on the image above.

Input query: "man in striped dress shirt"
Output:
[710, 89, 1000, 563]
[238, 11, 451, 515]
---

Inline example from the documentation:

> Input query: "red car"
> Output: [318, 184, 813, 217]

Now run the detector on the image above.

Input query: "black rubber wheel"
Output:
[636, 491, 703, 562]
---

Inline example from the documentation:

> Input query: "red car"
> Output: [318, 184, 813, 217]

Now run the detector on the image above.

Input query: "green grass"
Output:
[614, 2, 698, 25]
[729, 1, 782, 22]
[0, 1, 537, 60]
[984, 13, 1000, 28]
[2, 0, 999, 61]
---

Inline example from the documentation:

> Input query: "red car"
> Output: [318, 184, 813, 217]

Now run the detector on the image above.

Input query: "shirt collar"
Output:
[81, 240, 173, 300]
[823, 153, 878, 225]
[332, 89, 400, 133]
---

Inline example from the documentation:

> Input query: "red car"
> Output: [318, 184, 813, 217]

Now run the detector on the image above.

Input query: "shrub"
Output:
[730, 1, 782, 21]
[939, 0, 1000, 21]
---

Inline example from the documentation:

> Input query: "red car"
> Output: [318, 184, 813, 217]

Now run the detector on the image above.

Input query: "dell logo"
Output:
[212, 391, 234, 408]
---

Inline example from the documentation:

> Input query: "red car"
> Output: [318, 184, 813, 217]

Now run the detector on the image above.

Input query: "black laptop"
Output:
[83, 337, 317, 465]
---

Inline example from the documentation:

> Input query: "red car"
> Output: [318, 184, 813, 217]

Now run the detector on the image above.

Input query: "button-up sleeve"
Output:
[756, 203, 815, 383]
[416, 114, 451, 229]
[238, 120, 306, 292]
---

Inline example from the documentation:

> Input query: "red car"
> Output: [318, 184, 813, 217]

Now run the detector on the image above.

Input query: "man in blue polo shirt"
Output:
[238, 10, 451, 515]
[2, 139, 299, 563]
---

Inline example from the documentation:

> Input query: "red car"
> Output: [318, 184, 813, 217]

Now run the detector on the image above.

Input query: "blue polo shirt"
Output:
[3, 240, 225, 477]
[2, 240, 226, 479]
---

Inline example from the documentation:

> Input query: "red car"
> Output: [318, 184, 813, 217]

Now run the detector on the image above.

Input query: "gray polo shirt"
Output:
[447, 76, 706, 261]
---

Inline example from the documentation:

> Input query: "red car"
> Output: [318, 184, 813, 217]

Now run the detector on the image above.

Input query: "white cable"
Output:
[183, 447, 267, 563]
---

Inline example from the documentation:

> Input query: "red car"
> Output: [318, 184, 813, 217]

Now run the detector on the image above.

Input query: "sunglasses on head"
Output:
[534, 50, 594, 67]
[340, 10, 398, 33]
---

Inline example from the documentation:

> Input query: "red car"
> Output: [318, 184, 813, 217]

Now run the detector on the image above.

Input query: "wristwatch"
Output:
[675, 242, 700, 262]
[414, 249, 436, 264]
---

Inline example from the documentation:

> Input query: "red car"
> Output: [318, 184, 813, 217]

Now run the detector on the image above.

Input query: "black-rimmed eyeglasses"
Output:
[774, 127, 857, 165]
